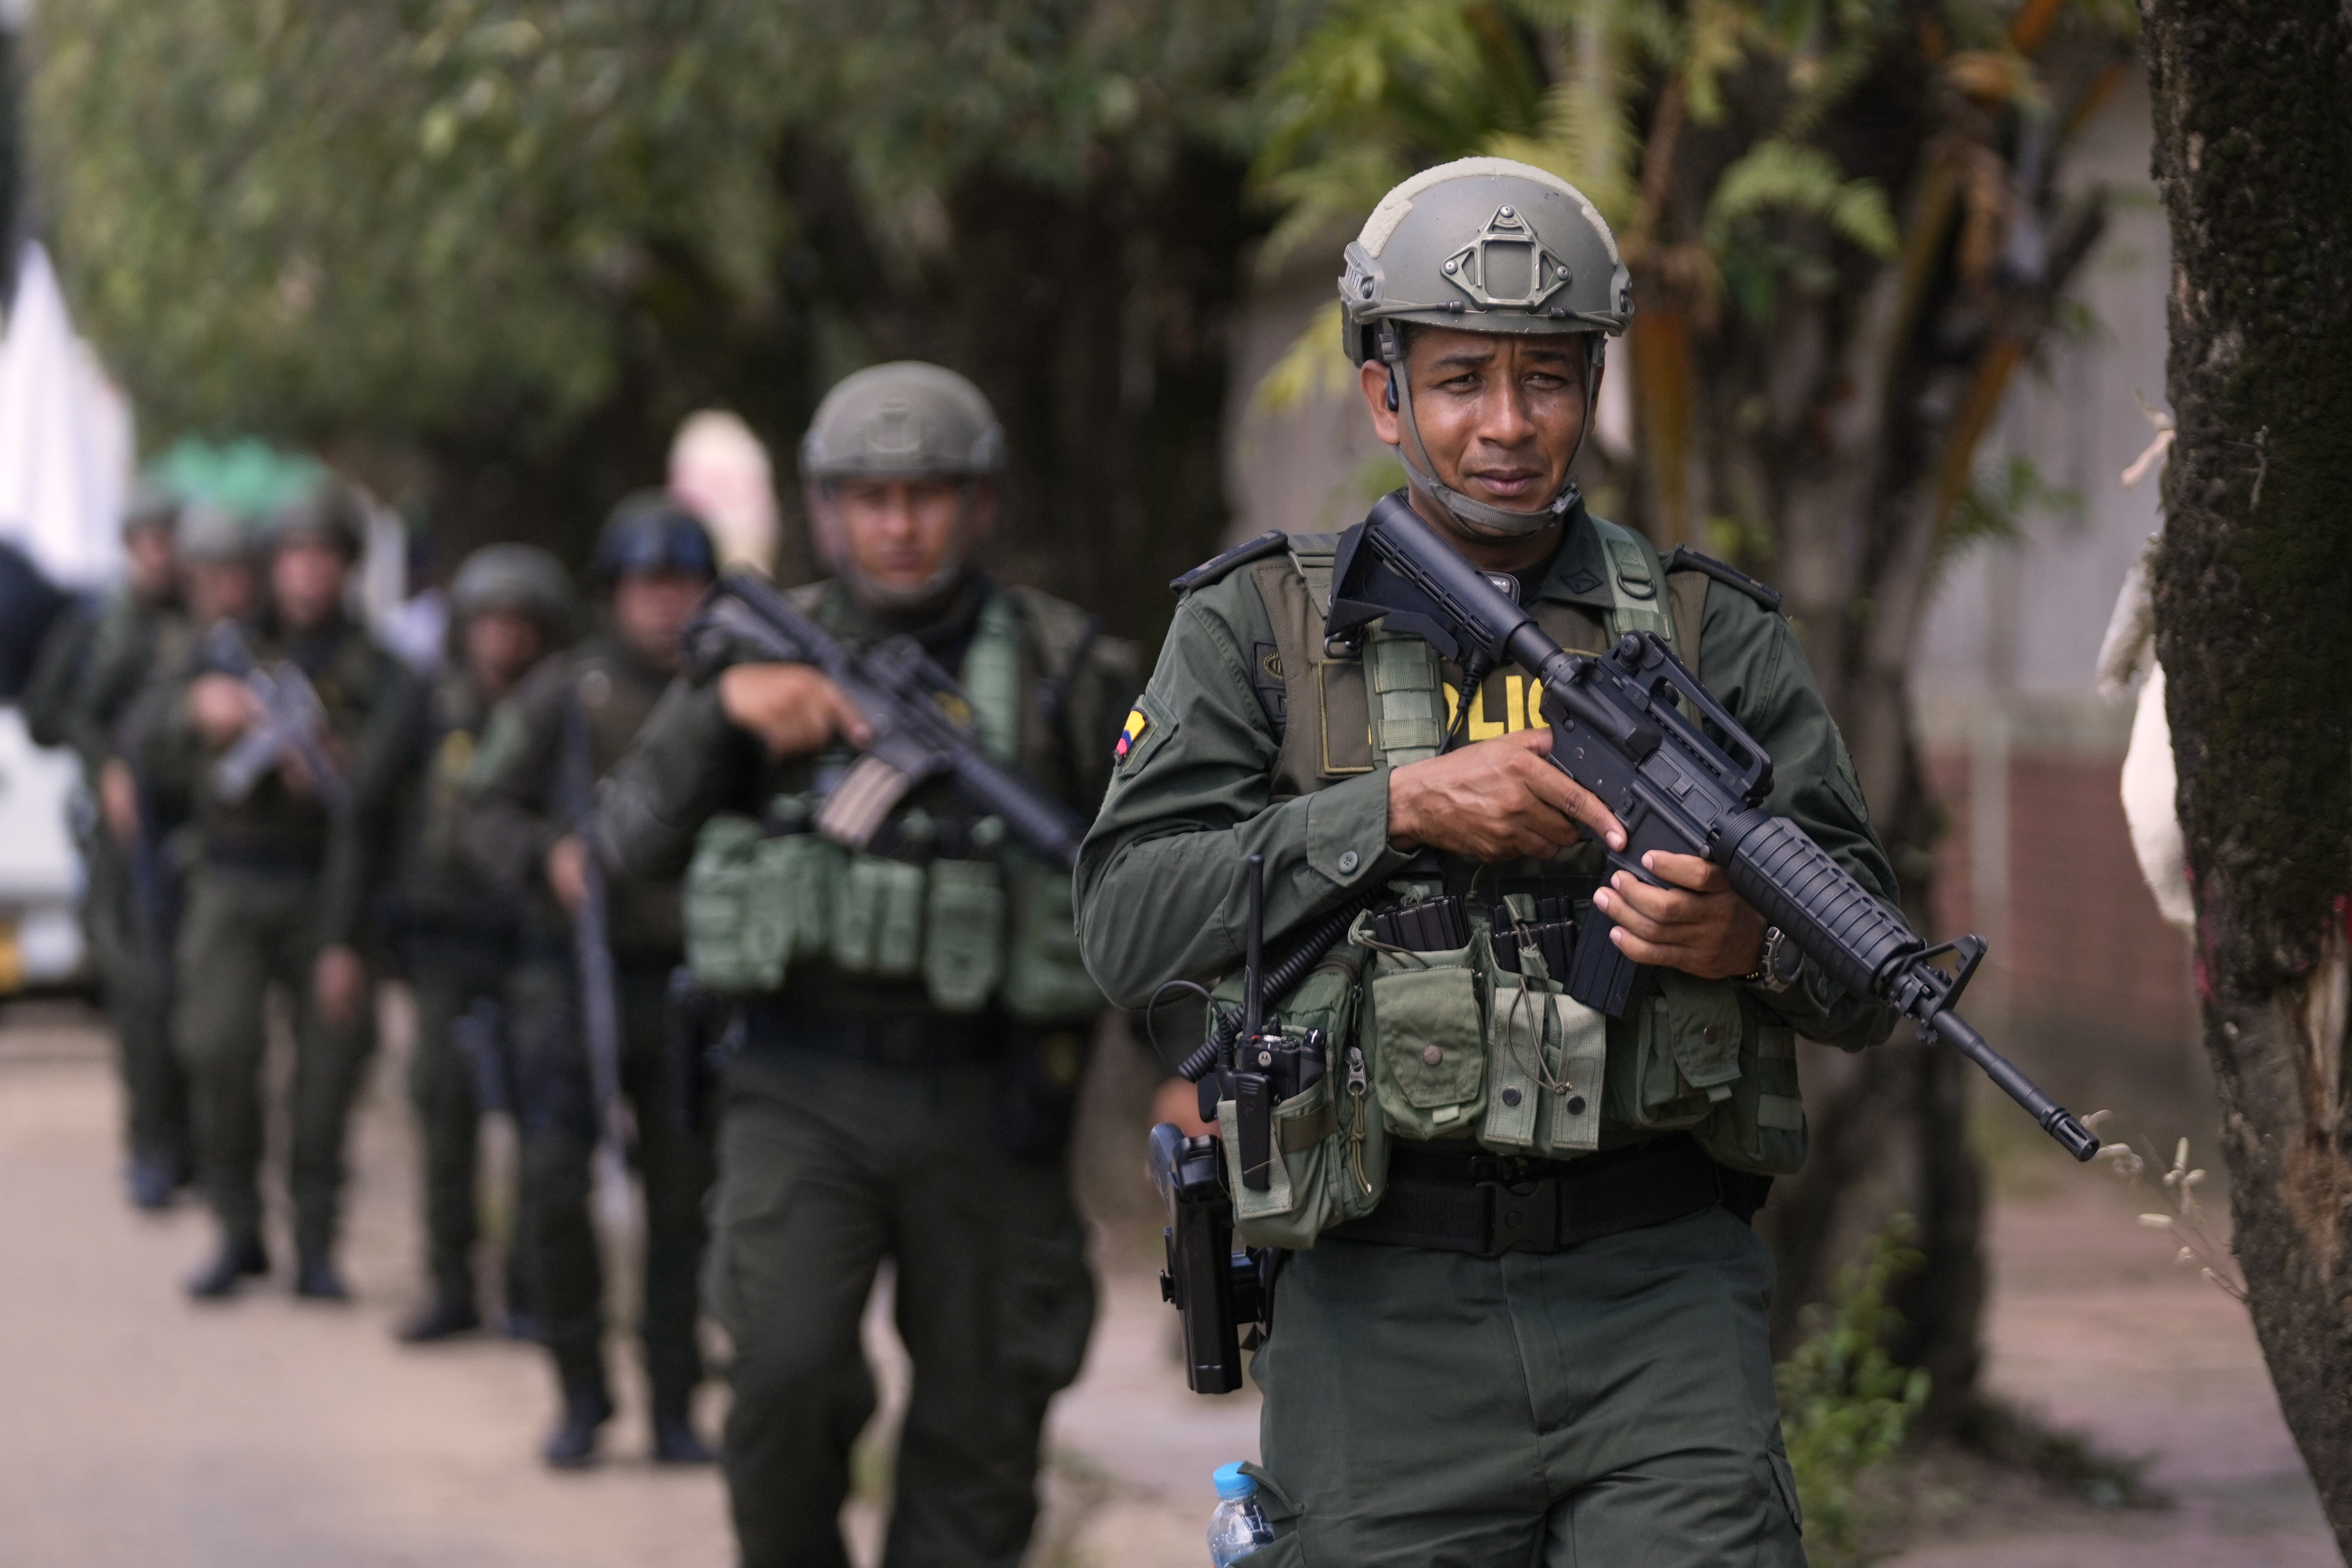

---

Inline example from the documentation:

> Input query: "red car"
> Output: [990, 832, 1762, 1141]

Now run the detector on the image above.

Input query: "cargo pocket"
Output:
[1232, 1463, 1306, 1565]
[1208, 939, 1374, 1249]
[1368, 938, 1487, 1140]
[1479, 974, 1547, 1154]
[1693, 1019, 1810, 1176]
[1610, 970, 1742, 1130]
[1540, 992, 1607, 1156]
[922, 857, 1005, 1013]
[832, 855, 925, 977]
[1001, 858, 1105, 1022]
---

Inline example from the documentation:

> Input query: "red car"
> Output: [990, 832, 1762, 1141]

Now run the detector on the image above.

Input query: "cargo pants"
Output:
[84, 826, 190, 1175]
[173, 868, 376, 1260]
[707, 1047, 1096, 1568]
[508, 956, 712, 1412]
[403, 934, 530, 1314]
[1239, 1205, 1807, 1568]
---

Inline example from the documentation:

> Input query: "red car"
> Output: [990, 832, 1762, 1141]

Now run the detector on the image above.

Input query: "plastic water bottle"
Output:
[1207, 1462, 1275, 1566]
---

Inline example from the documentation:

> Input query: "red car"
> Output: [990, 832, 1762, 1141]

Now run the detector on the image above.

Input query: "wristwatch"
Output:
[1745, 926, 1803, 995]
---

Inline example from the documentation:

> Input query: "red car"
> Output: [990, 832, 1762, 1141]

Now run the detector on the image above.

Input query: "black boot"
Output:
[650, 1403, 717, 1465]
[294, 1253, 350, 1302]
[395, 1294, 481, 1343]
[127, 1155, 177, 1212]
[185, 1234, 269, 1300]
[542, 1383, 614, 1470]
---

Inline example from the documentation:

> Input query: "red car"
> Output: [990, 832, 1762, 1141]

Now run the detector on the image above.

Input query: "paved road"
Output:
[0, 997, 2330, 1566]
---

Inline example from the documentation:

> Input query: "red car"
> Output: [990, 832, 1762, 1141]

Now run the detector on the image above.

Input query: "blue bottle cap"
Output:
[1213, 1462, 1258, 1501]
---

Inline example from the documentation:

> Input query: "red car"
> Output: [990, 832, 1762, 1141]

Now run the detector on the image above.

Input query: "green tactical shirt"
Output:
[64, 590, 187, 780]
[593, 573, 1141, 1016]
[133, 608, 424, 949]
[461, 634, 688, 964]
[1076, 508, 1900, 1057]
[385, 662, 535, 935]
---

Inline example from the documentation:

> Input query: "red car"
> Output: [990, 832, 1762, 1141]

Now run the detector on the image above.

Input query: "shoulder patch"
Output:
[1665, 546, 1784, 613]
[1170, 530, 1288, 595]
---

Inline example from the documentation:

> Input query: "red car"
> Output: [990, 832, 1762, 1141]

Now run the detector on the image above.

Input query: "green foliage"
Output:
[1945, 453, 2086, 563]
[1775, 1218, 1930, 1565]
[30, 0, 1292, 450]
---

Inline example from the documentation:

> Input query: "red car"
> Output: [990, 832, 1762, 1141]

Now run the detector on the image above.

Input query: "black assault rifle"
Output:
[559, 697, 631, 1207]
[1325, 491, 2098, 1162]
[684, 571, 1088, 868]
[205, 623, 350, 812]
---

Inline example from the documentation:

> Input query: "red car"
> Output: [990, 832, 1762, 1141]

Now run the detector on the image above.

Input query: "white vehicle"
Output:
[0, 705, 85, 989]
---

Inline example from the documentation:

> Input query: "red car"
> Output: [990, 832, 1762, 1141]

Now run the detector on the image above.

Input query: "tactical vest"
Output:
[1209, 517, 1808, 1251]
[682, 583, 1105, 1023]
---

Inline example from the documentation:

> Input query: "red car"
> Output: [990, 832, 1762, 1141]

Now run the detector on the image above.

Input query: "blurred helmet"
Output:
[176, 502, 257, 566]
[590, 491, 719, 586]
[449, 543, 574, 633]
[800, 362, 1004, 484]
[1339, 157, 1632, 537]
[264, 479, 366, 558]
[120, 485, 181, 540]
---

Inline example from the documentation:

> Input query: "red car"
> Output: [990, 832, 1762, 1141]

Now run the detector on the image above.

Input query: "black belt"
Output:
[739, 1001, 1004, 1069]
[1329, 1135, 1769, 1258]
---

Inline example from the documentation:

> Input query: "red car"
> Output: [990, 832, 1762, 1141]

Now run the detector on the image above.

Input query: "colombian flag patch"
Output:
[1114, 708, 1150, 762]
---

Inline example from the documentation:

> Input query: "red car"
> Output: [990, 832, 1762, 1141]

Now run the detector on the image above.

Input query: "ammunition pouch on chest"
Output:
[681, 590, 1105, 1023]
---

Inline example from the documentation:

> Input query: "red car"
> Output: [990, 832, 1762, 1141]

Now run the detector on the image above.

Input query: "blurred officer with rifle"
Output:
[20, 490, 200, 1208]
[461, 496, 718, 1468]
[384, 543, 573, 1344]
[135, 482, 424, 1301]
[592, 362, 1139, 1568]
[1076, 159, 1908, 1566]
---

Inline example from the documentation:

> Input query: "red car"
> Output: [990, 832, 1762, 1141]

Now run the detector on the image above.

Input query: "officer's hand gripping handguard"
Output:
[1326, 492, 2098, 1162]
[205, 622, 351, 812]
[684, 571, 1088, 869]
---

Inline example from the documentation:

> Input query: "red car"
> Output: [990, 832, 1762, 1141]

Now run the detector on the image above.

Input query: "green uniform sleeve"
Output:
[1692, 581, 1901, 1051]
[19, 605, 97, 754]
[1076, 577, 1410, 1010]
[593, 674, 764, 882]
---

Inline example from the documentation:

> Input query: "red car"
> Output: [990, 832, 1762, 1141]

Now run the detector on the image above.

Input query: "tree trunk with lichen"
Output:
[2139, 0, 2352, 1548]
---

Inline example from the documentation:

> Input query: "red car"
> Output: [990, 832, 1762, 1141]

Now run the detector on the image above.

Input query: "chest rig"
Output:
[682, 585, 1104, 1024]
[1205, 518, 1810, 1253]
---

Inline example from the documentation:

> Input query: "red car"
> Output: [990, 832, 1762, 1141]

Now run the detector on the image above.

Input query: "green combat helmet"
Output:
[800, 361, 1005, 484]
[1339, 156, 1632, 537]
[800, 361, 1003, 607]
[449, 543, 575, 636]
[264, 479, 367, 558]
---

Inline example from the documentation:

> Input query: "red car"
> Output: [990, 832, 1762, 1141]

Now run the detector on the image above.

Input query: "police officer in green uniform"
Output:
[592, 362, 1138, 1567]
[21, 490, 194, 1208]
[460, 497, 718, 1467]
[1076, 159, 1900, 1567]
[146, 483, 425, 1301]
[388, 544, 573, 1343]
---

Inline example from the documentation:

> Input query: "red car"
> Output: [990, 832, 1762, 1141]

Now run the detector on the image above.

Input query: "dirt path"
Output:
[0, 998, 2332, 1566]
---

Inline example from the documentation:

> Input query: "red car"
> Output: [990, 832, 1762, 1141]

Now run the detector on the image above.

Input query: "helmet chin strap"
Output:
[1386, 335, 1605, 540]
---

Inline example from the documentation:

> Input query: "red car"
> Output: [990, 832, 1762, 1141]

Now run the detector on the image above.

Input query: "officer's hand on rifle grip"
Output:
[718, 662, 873, 757]
[1387, 727, 1627, 862]
[1594, 851, 1769, 981]
[188, 673, 261, 748]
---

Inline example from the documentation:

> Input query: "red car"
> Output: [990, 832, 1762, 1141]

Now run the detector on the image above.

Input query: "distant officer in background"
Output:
[461, 497, 718, 1468]
[140, 484, 425, 1300]
[386, 544, 573, 1344]
[21, 490, 191, 1208]
[594, 363, 1138, 1567]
